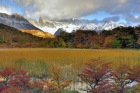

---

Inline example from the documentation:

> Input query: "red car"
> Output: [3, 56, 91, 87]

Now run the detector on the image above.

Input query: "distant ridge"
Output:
[80, 20, 127, 31]
[0, 13, 41, 30]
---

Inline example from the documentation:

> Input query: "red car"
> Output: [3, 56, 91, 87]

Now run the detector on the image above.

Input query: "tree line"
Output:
[0, 23, 140, 49]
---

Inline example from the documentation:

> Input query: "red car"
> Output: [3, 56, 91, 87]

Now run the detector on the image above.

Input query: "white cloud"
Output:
[11, 0, 140, 26]
[0, 6, 12, 14]
[134, 16, 139, 19]
[119, 0, 127, 3]
[12, 0, 129, 20]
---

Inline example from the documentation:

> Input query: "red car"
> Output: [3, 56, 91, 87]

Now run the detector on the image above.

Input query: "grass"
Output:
[0, 48, 140, 80]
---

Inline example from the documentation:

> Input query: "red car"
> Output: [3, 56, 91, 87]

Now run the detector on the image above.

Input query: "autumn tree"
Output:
[62, 41, 66, 48]
[58, 38, 66, 48]
[0, 67, 32, 93]
[31, 79, 47, 93]
[137, 38, 140, 46]
[0, 67, 16, 86]
[45, 67, 73, 93]
[78, 58, 113, 93]
[77, 43, 82, 48]
[110, 64, 140, 93]
[134, 25, 140, 39]
[10, 69, 32, 92]
[67, 42, 72, 48]
[88, 35, 104, 49]
[103, 35, 114, 48]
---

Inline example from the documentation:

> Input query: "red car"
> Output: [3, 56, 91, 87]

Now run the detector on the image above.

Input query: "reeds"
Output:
[0, 48, 139, 79]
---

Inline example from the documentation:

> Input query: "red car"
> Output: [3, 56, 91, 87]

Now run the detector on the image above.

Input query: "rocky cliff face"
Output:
[28, 17, 69, 28]
[0, 13, 41, 30]
[54, 28, 67, 36]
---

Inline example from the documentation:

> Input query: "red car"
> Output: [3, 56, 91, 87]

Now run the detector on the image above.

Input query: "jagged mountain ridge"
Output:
[80, 22, 98, 30]
[28, 17, 80, 35]
[28, 17, 69, 28]
[80, 21, 127, 31]
[0, 13, 41, 30]
[27, 17, 127, 36]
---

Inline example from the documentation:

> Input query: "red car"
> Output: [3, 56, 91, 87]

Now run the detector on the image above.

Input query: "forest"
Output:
[0, 23, 140, 49]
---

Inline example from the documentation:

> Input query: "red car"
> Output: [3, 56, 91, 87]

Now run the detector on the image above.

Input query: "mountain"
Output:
[20, 30, 55, 38]
[80, 22, 98, 30]
[80, 21, 127, 32]
[28, 17, 56, 28]
[28, 18, 79, 35]
[28, 16, 127, 35]
[120, 22, 127, 27]
[0, 13, 41, 30]
[100, 21, 121, 30]
[54, 28, 67, 36]
[28, 17, 69, 28]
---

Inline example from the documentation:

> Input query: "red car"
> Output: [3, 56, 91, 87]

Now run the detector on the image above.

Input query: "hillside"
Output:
[0, 23, 51, 48]
[20, 30, 55, 38]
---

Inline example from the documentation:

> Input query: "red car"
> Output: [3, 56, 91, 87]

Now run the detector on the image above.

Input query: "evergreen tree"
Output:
[0, 34, 4, 44]
[112, 38, 121, 48]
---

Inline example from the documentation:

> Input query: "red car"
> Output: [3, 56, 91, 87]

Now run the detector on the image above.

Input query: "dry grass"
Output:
[0, 48, 140, 79]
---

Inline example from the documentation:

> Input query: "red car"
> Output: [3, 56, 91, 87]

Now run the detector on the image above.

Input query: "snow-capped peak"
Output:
[80, 22, 98, 30]
[120, 22, 127, 27]
[80, 20, 127, 32]
[102, 20, 117, 26]
[101, 21, 120, 30]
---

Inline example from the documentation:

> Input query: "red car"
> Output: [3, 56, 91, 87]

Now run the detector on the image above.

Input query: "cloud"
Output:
[134, 16, 139, 19]
[11, 0, 129, 20]
[133, 0, 140, 14]
[0, 6, 12, 14]
[124, 14, 140, 22]
[91, 16, 120, 24]
[100, 16, 120, 23]
[110, 0, 140, 23]
[11, 0, 140, 26]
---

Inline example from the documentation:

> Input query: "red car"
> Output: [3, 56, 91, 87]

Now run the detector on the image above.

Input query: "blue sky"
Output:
[0, 0, 139, 26]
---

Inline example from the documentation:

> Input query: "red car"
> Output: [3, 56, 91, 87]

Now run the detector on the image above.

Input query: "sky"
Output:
[0, 0, 140, 26]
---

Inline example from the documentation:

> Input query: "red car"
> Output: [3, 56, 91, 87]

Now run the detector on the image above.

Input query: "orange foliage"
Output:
[103, 35, 114, 48]
[45, 67, 73, 93]
[0, 67, 32, 93]
[20, 29, 55, 38]
[137, 38, 140, 45]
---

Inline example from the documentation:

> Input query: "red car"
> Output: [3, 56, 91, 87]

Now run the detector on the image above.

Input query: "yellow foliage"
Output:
[46, 67, 73, 93]
[0, 48, 139, 79]
[20, 29, 55, 38]
[137, 38, 140, 45]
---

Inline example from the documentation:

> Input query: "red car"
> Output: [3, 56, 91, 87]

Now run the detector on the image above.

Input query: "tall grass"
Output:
[0, 48, 140, 80]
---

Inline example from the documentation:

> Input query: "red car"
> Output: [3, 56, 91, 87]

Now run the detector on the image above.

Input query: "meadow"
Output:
[0, 48, 140, 80]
